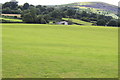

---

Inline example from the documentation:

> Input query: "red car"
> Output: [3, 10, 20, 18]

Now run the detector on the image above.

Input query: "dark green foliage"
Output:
[1, 1, 119, 26]
[36, 5, 42, 8]
[37, 14, 50, 24]
[36, 15, 48, 24]
[107, 19, 118, 26]
[66, 8, 76, 17]
[81, 11, 88, 17]
[118, 19, 120, 27]
[98, 15, 105, 19]
[2, 7, 21, 14]
[89, 13, 97, 18]
[2, 2, 18, 9]
[13, 16, 17, 18]
[67, 20, 73, 25]
[2, 1, 20, 14]
[22, 7, 50, 23]
[23, 3, 29, 10]
[21, 7, 37, 23]
[50, 10, 62, 20]
[96, 19, 107, 26]
[2, 7, 11, 13]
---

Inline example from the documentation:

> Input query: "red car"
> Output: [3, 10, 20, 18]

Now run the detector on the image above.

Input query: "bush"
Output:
[107, 19, 118, 27]
[14, 16, 17, 18]
[118, 19, 120, 27]
[36, 15, 46, 24]
[96, 19, 106, 26]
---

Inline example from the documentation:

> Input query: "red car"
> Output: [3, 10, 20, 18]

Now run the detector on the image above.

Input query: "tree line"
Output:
[1, 0, 120, 27]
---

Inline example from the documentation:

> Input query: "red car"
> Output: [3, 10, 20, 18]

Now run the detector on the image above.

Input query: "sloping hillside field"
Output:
[2, 24, 118, 78]
[60, 2, 118, 19]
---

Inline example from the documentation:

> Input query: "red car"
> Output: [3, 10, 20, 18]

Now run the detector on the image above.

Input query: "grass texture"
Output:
[2, 24, 118, 78]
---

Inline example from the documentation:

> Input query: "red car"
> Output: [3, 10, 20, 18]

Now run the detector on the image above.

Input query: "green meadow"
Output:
[2, 24, 118, 78]
[62, 18, 92, 25]
[0, 18, 23, 22]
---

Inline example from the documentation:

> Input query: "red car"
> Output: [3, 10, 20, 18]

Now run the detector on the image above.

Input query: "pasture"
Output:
[62, 18, 92, 25]
[2, 24, 118, 78]
[0, 18, 23, 22]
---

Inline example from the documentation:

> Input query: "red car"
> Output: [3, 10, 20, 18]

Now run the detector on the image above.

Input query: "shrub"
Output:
[96, 19, 106, 26]
[107, 19, 118, 27]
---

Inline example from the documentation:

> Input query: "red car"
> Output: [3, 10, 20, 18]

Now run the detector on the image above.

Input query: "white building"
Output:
[56, 21, 68, 25]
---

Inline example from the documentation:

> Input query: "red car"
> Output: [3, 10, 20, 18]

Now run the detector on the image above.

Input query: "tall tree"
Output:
[22, 7, 37, 23]
[96, 19, 107, 26]
[23, 3, 29, 10]
[107, 19, 118, 26]
[2, 1, 18, 9]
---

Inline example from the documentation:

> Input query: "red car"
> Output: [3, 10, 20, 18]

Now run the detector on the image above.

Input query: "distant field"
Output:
[1, 14, 21, 17]
[62, 18, 92, 25]
[0, 18, 23, 22]
[2, 24, 118, 78]
[63, 2, 118, 19]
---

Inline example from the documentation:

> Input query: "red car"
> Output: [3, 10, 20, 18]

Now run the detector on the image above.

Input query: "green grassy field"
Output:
[0, 18, 23, 22]
[2, 24, 118, 78]
[62, 18, 92, 26]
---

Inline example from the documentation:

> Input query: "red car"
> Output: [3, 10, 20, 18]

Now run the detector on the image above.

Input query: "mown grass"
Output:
[2, 24, 118, 78]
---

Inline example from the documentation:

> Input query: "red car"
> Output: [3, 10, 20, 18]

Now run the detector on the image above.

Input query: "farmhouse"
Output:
[56, 21, 68, 25]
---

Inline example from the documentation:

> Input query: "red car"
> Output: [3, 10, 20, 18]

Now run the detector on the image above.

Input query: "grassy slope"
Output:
[2, 24, 118, 78]
[61, 2, 118, 19]
[62, 18, 92, 26]
[66, 2, 118, 13]
[0, 18, 23, 22]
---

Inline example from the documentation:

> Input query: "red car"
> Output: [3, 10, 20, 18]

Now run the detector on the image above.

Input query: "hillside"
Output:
[62, 18, 92, 26]
[58, 2, 118, 19]
[1, 1, 119, 26]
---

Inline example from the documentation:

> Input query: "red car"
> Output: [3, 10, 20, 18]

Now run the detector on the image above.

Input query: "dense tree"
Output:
[2, 1, 19, 14]
[2, 7, 20, 14]
[2, 1, 119, 27]
[118, 19, 120, 27]
[2, 7, 11, 14]
[36, 5, 42, 8]
[2, 1, 18, 9]
[22, 7, 37, 23]
[89, 13, 97, 18]
[36, 15, 50, 24]
[98, 15, 105, 19]
[23, 3, 29, 10]
[36, 15, 46, 24]
[66, 9, 76, 17]
[107, 19, 118, 26]
[50, 10, 62, 20]
[81, 11, 88, 17]
[2, 2, 10, 9]
[96, 19, 107, 26]
[10, 1, 18, 9]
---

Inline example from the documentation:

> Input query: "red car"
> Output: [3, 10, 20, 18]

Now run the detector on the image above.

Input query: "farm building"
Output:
[56, 21, 68, 25]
